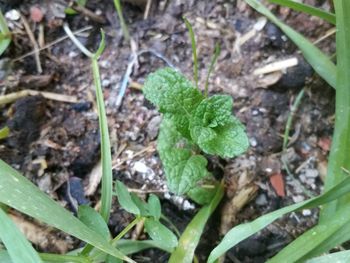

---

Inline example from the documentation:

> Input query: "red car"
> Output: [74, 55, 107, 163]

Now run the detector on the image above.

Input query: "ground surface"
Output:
[0, 0, 335, 262]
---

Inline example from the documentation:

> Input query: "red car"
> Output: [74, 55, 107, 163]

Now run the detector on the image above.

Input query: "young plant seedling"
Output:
[142, 67, 249, 203]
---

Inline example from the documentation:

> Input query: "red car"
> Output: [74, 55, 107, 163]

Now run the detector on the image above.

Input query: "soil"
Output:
[0, 0, 335, 262]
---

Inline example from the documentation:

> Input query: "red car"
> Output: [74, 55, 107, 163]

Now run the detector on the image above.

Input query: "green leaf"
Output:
[117, 239, 173, 254]
[0, 251, 11, 263]
[130, 193, 149, 216]
[91, 51, 113, 223]
[78, 205, 110, 239]
[0, 126, 9, 140]
[0, 208, 43, 263]
[320, 0, 350, 222]
[268, 208, 350, 262]
[157, 117, 210, 195]
[147, 194, 161, 220]
[187, 184, 217, 205]
[143, 67, 204, 137]
[190, 95, 249, 158]
[0, 160, 133, 263]
[115, 181, 140, 215]
[169, 183, 224, 263]
[0, 10, 11, 56]
[269, 0, 335, 25]
[144, 218, 178, 249]
[306, 250, 350, 263]
[207, 175, 350, 263]
[244, 0, 337, 89]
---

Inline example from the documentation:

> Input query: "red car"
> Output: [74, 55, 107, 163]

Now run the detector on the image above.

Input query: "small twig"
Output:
[0, 89, 78, 106]
[13, 26, 92, 62]
[144, 0, 152, 19]
[127, 188, 167, 194]
[112, 143, 156, 169]
[21, 15, 42, 73]
[114, 49, 175, 109]
[72, 4, 106, 24]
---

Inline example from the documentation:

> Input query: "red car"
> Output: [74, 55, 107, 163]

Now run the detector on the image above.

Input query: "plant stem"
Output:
[183, 17, 199, 90]
[112, 217, 143, 245]
[205, 43, 221, 97]
[113, 0, 130, 41]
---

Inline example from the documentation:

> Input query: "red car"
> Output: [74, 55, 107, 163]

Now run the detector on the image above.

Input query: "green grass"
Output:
[184, 17, 199, 90]
[269, 0, 336, 25]
[113, 0, 130, 41]
[0, 10, 11, 56]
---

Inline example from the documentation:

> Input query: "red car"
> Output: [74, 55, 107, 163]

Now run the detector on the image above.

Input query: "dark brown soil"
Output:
[0, 0, 335, 261]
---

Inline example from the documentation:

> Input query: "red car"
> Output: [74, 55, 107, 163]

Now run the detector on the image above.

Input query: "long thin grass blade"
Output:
[0, 160, 134, 263]
[245, 0, 336, 89]
[169, 184, 224, 263]
[183, 17, 199, 90]
[269, 0, 335, 25]
[0, 208, 43, 263]
[268, 208, 350, 262]
[319, 0, 350, 221]
[207, 175, 350, 263]
[306, 250, 350, 263]
[0, 10, 11, 56]
[92, 58, 113, 223]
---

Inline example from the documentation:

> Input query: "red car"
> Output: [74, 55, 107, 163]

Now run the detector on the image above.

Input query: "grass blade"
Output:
[93, 56, 113, 222]
[268, 208, 350, 262]
[205, 43, 221, 96]
[183, 17, 199, 90]
[169, 183, 224, 263]
[0, 10, 11, 56]
[207, 175, 350, 263]
[0, 208, 43, 263]
[0, 160, 134, 263]
[90, 31, 113, 223]
[306, 250, 350, 263]
[319, 0, 350, 221]
[269, 0, 336, 25]
[245, 0, 336, 89]
[113, 0, 130, 41]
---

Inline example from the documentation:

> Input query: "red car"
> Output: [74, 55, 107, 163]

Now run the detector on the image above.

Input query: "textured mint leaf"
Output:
[190, 95, 249, 158]
[157, 117, 211, 195]
[192, 95, 233, 128]
[143, 68, 204, 138]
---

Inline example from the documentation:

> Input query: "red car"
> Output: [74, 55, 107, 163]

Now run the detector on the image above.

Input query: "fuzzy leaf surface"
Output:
[157, 117, 210, 195]
[143, 67, 204, 137]
[190, 95, 249, 158]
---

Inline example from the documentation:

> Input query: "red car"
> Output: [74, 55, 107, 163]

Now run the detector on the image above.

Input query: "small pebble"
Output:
[250, 137, 258, 147]
[30, 6, 44, 22]
[292, 195, 305, 203]
[255, 193, 268, 206]
[5, 9, 20, 21]
[302, 209, 312, 216]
